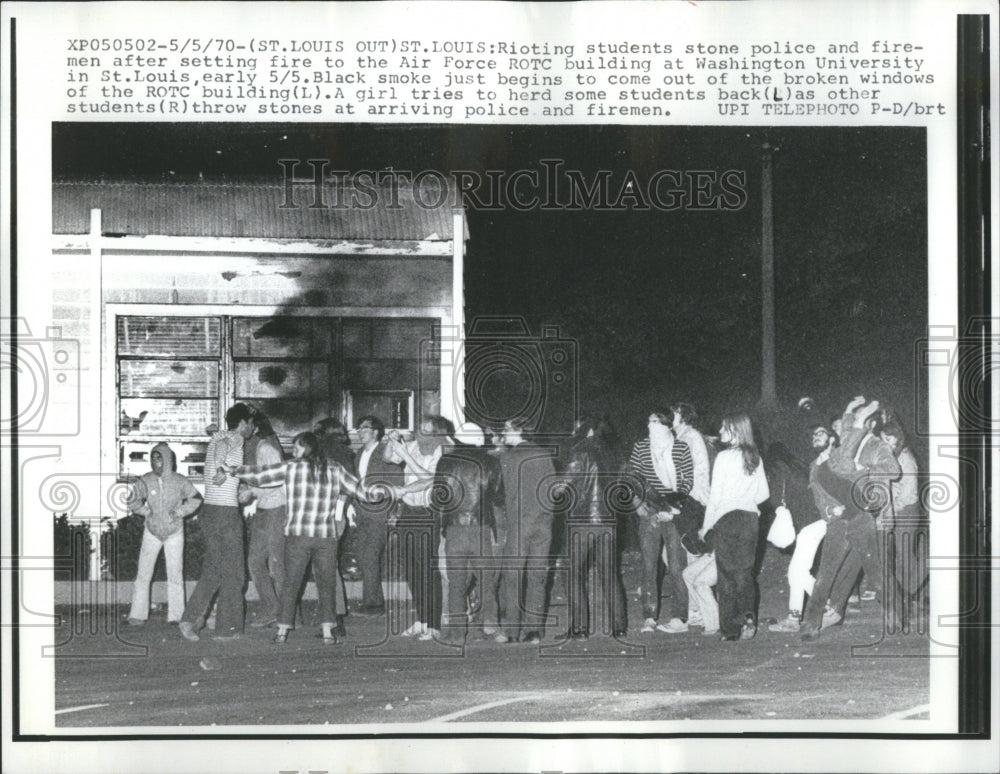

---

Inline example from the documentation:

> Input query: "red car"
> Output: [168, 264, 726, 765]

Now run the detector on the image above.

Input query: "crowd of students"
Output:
[123, 395, 927, 646]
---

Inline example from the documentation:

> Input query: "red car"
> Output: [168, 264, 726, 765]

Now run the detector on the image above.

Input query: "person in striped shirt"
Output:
[179, 403, 255, 642]
[224, 431, 381, 645]
[628, 410, 694, 634]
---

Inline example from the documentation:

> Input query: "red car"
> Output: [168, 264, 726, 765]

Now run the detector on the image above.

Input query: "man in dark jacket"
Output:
[432, 423, 505, 645]
[351, 415, 403, 615]
[315, 416, 359, 619]
[801, 398, 901, 641]
[497, 418, 558, 644]
[560, 416, 628, 640]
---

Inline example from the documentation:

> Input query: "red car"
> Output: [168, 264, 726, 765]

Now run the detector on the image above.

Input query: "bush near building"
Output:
[53, 514, 91, 581]
[53, 514, 206, 582]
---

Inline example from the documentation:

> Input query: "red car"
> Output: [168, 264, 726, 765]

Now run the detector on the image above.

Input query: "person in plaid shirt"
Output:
[224, 431, 382, 645]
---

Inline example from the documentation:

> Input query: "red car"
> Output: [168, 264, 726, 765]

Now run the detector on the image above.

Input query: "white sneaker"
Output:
[400, 621, 426, 637]
[687, 612, 705, 628]
[656, 618, 689, 634]
[178, 621, 200, 642]
[418, 628, 440, 641]
[640, 617, 657, 633]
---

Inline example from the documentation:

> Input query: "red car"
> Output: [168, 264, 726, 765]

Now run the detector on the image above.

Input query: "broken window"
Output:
[116, 314, 440, 480]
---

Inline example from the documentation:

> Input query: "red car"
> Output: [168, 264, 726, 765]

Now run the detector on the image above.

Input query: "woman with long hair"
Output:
[699, 414, 770, 641]
[243, 411, 287, 630]
[224, 431, 375, 645]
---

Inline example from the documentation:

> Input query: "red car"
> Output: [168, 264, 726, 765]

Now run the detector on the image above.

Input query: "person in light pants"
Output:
[682, 552, 719, 635]
[127, 443, 202, 624]
[786, 522, 827, 610]
[131, 531, 186, 622]
[769, 422, 840, 634]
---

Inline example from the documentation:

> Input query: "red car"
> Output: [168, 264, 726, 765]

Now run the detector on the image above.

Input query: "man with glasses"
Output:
[769, 422, 839, 633]
[351, 416, 402, 615]
[801, 398, 901, 641]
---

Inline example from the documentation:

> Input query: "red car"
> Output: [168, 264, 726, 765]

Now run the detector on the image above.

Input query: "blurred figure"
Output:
[879, 418, 927, 628]
[479, 425, 508, 636]
[559, 415, 627, 641]
[496, 417, 557, 644]
[433, 422, 505, 645]
[668, 403, 711, 557]
[315, 416, 358, 624]
[315, 417, 356, 470]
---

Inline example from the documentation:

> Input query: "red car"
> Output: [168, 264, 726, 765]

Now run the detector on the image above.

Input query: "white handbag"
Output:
[767, 483, 796, 549]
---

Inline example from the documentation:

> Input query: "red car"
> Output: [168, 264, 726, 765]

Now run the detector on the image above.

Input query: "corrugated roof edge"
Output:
[52, 178, 468, 242]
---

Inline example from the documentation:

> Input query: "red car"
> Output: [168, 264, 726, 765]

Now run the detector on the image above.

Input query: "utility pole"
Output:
[757, 141, 778, 412]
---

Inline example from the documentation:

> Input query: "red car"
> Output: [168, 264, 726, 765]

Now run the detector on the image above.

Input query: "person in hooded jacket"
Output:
[126, 443, 202, 625]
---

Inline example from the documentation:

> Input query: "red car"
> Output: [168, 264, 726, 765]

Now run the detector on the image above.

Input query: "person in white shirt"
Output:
[384, 415, 451, 640]
[698, 413, 769, 641]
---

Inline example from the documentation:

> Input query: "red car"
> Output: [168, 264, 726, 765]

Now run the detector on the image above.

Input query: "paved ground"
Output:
[53, 548, 930, 727]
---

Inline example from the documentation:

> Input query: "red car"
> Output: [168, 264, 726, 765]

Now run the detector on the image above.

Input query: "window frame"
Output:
[107, 304, 446, 482]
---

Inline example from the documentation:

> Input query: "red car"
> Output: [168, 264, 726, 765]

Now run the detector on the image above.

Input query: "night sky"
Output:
[53, 123, 928, 451]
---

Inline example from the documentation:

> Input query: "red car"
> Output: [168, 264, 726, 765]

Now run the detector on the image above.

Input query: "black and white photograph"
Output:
[45, 122, 934, 726]
[2, 1, 995, 772]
